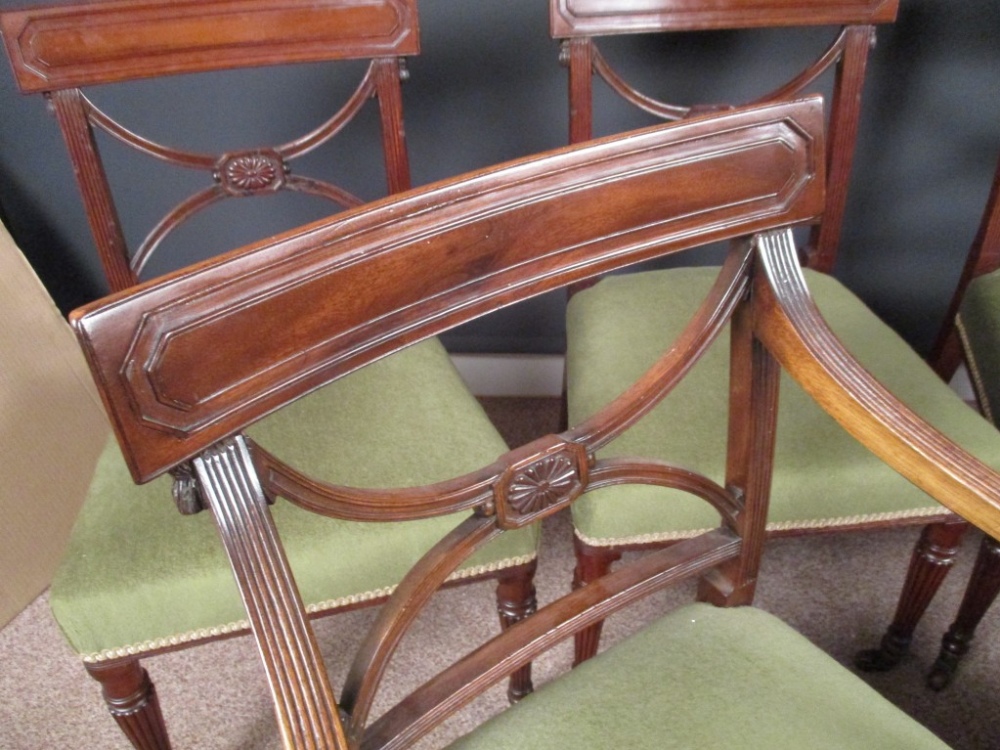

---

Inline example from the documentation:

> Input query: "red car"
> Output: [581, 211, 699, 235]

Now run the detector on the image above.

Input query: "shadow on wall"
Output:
[0, 158, 100, 315]
[837, 0, 1000, 355]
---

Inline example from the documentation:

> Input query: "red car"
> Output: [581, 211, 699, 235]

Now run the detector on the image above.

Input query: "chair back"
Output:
[550, 0, 899, 272]
[1, 0, 418, 291]
[70, 98, 823, 748]
[69, 96, 1000, 749]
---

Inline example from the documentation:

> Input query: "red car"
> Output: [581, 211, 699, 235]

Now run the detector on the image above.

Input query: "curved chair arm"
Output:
[754, 228, 1000, 539]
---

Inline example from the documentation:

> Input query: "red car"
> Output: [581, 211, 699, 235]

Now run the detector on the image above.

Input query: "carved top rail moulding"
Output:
[72, 98, 824, 484]
[551, 0, 900, 36]
[1, 0, 420, 93]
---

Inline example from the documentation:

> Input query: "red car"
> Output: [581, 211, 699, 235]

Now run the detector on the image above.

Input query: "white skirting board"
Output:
[450, 354, 565, 397]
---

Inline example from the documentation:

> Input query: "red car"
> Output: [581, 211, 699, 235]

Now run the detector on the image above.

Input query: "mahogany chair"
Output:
[0, 3, 539, 747]
[859, 153, 1000, 690]
[68, 96, 999, 749]
[551, 0, 997, 665]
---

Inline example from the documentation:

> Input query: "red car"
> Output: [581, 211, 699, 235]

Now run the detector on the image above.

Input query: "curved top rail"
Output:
[586, 26, 848, 136]
[1, 0, 419, 93]
[71, 97, 825, 484]
[551, 0, 899, 37]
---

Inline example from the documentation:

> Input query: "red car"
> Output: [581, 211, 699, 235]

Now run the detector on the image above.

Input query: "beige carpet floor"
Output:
[2, 397, 998, 749]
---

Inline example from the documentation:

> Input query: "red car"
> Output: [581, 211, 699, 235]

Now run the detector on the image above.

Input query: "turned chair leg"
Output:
[496, 560, 539, 702]
[855, 519, 968, 672]
[571, 536, 622, 667]
[927, 534, 1000, 690]
[85, 658, 171, 750]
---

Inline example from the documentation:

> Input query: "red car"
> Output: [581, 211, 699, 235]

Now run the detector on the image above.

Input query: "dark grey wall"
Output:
[1, 0, 997, 354]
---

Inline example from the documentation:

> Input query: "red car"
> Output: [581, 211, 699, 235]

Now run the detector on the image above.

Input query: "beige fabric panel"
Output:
[0, 223, 108, 627]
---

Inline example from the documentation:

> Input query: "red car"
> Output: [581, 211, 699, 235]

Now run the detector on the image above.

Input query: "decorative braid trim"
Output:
[573, 506, 949, 548]
[79, 552, 537, 663]
[80, 620, 251, 663]
[956, 315, 994, 422]
[763, 506, 948, 531]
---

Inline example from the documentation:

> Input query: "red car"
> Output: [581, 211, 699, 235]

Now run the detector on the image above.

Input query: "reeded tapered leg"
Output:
[927, 535, 1000, 690]
[85, 659, 171, 750]
[571, 537, 622, 666]
[855, 519, 968, 672]
[496, 560, 539, 702]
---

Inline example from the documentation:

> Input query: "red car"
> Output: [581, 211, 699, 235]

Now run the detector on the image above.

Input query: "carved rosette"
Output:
[508, 454, 576, 514]
[494, 438, 588, 529]
[216, 150, 286, 196]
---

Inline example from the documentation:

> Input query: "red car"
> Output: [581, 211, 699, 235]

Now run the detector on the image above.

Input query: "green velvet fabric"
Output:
[567, 268, 1000, 543]
[448, 602, 951, 749]
[958, 268, 1000, 425]
[51, 339, 539, 659]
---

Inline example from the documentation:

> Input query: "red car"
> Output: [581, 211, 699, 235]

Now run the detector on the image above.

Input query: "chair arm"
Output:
[754, 228, 1000, 540]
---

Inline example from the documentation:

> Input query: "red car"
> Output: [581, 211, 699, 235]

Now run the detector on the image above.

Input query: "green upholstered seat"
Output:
[958, 268, 1000, 424]
[51, 338, 539, 662]
[566, 268, 1000, 546]
[447, 602, 951, 749]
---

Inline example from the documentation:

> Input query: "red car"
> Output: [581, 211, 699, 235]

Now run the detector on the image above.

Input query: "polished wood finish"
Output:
[922, 155, 1000, 688]
[1, 0, 419, 92]
[928, 535, 1000, 690]
[699, 290, 781, 608]
[570, 536, 620, 666]
[860, 155, 1000, 688]
[813, 24, 874, 272]
[855, 519, 968, 672]
[552, 0, 897, 273]
[754, 229, 1000, 537]
[47, 86, 134, 291]
[364, 532, 742, 750]
[69, 99, 1000, 747]
[84, 660, 170, 750]
[1, 0, 417, 291]
[551, 0, 899, 35]
[0, 2, 528, 745]
[76, 101, 824, 483]
[552, 0, 986, 668]
[495, 561, 539, 702]
[194, 437, 345, 749]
